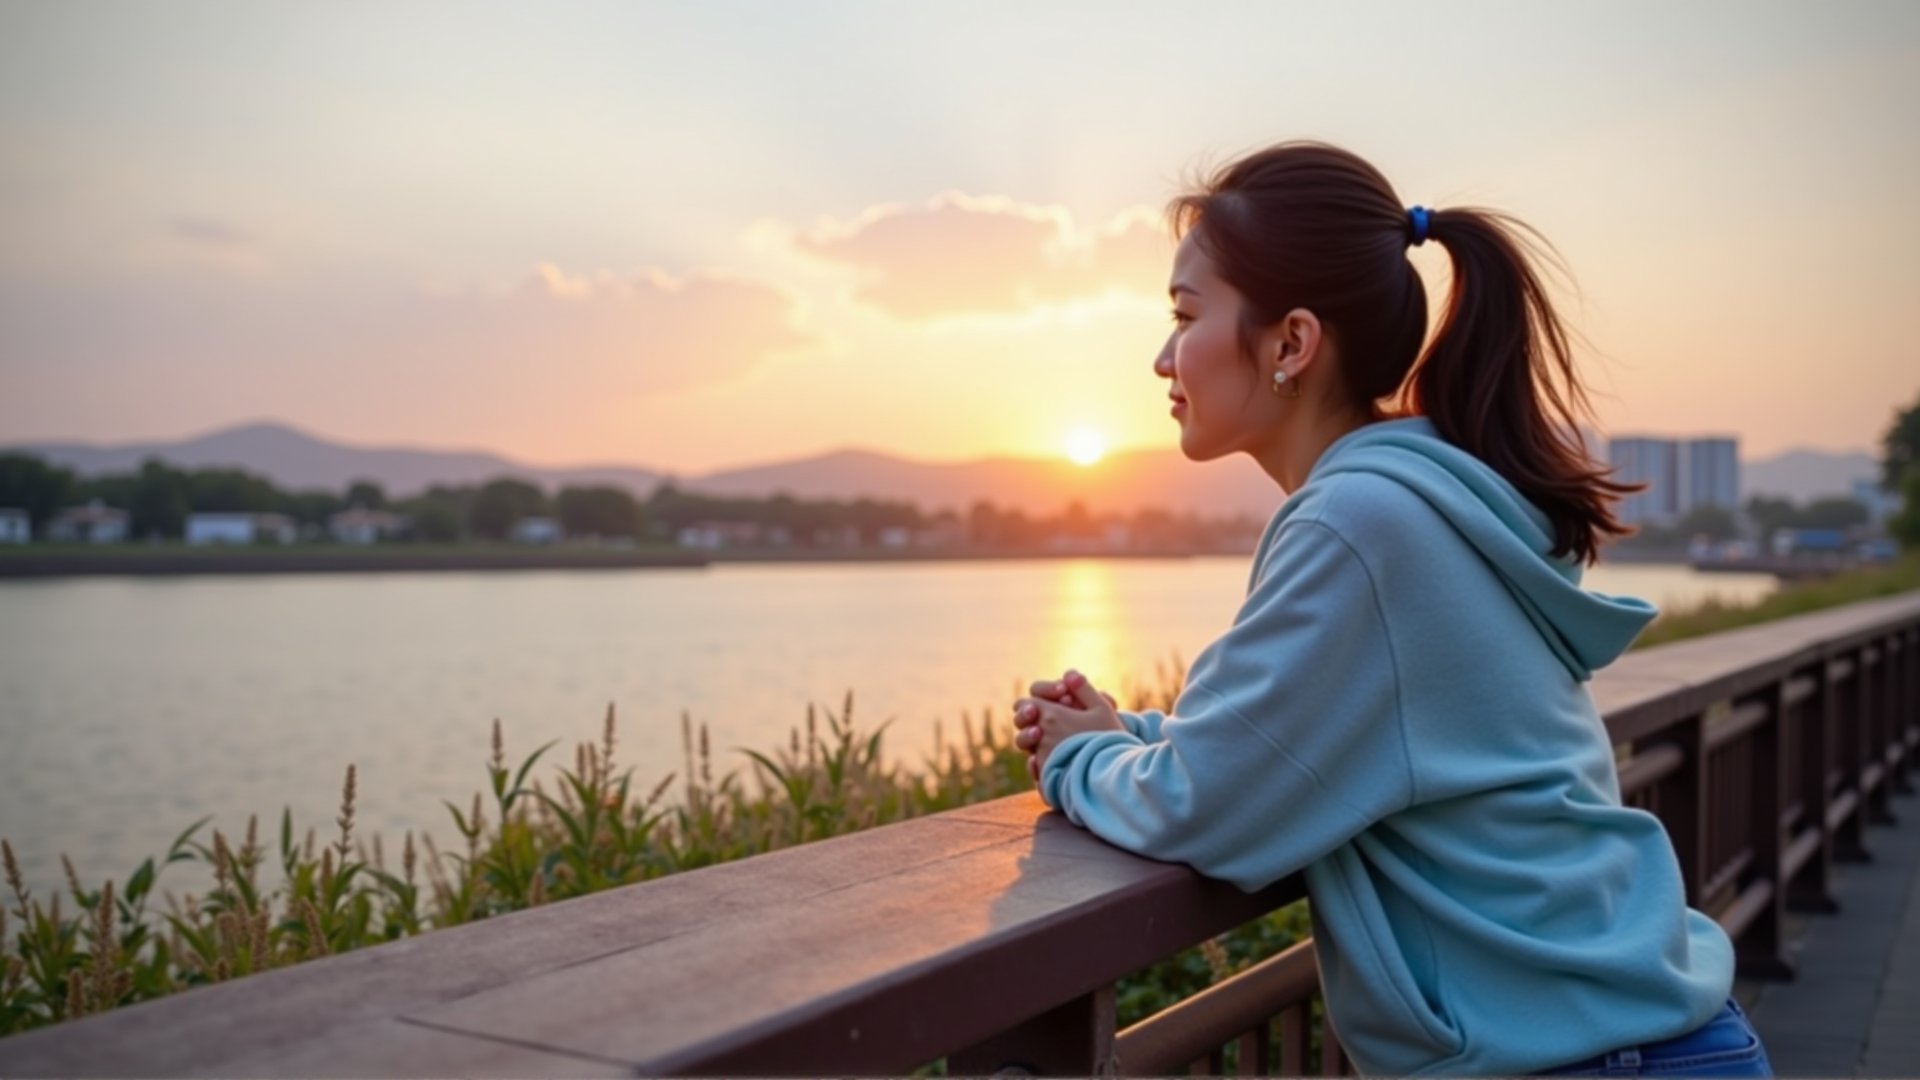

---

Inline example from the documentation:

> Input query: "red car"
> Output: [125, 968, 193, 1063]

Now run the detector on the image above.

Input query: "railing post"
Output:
[1736, 682, 1794, 980]
[1864, 644, 1898, 824]
[1789, 657, 1840, 913]
[1669, 712, 1711, 907]
[949, 986, 1117, 1077]
[1905, 627, 1920, 784]
[1834, 648, 1873, 862]
[1889, 632, 1914, 794]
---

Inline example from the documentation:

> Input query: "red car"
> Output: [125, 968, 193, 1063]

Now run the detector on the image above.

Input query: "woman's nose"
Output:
[1154, 335, 1175, 376]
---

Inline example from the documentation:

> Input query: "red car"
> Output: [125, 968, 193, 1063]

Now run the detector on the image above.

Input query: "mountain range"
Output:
[10, 422, 1881, 518]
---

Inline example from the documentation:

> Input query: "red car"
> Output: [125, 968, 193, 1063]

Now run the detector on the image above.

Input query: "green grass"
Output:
[1633, 554, 1920, 649]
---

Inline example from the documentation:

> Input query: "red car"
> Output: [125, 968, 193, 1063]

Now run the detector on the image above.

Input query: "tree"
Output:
[406, 500, 462, 543]
[555, 485, 644, 539]
[1676, 504, 1739, 542]
[1798, 496, 1869, 531]
[345, 480, 387, 510]
[968, 500, 1004, 546]
[73, 472, 136, 511]
[0, 452, 74, 535]
[845, 496, 920, 544]
[279, 489, 345, 528]
[129, 459, 191, 540]
[1744, 496, 1797, 545]
[646, 483, 698, 534]
[1061, 500, 1098, 539]
[187, 467, 279, 513]
[468, 478, 549, 540]
[1891, 467, 1920, 551]
[394, 485, 474, 543]
[1883, 392, 1920, 491]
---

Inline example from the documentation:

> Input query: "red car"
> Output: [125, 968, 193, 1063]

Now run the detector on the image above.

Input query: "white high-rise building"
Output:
[1680, 437, 1740, 513]
[1605, 435, 1742, 527]
[1609, 437, 1680, 526]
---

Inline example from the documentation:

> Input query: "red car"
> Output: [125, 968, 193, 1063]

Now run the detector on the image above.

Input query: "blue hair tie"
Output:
[1408, 205, 1431, 246]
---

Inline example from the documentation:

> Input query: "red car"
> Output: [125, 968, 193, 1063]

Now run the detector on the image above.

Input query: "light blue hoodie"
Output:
[1041, 417, 1734, 1077]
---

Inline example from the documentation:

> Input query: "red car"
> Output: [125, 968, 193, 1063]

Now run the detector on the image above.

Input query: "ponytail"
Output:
[1411, 209, 1632, 564]
[1170, 142, 1634, 565]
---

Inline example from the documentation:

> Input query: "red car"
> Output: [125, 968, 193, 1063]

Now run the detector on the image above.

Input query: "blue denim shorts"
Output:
[1538, 998, 1773, 1077]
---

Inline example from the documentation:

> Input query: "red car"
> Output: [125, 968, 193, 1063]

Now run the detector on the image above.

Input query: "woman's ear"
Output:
[1272, 308, 1324, 376]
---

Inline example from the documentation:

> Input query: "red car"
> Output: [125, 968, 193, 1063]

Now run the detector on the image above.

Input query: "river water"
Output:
[0, 557, 1777, 895]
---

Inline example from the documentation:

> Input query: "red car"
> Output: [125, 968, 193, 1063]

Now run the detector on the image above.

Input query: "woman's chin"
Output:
[1177, 432, 1228, 463]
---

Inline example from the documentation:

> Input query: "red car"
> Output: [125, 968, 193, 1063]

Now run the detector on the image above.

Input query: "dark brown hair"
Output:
[1168, 140, 1634, 564]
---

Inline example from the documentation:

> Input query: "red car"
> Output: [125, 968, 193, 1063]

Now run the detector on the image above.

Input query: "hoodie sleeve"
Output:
[1118, 709, 1170, 742]
[1040, 519, 1415, 892]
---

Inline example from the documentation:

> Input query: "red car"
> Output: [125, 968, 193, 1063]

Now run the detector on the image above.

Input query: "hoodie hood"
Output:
[1305, 417, 1655, 681]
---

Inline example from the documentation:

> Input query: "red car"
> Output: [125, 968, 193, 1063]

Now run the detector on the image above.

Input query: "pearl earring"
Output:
[1271, 369, 1300, 399]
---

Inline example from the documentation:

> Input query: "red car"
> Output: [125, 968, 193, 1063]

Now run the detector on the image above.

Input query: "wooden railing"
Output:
[3, 592, 1917, 1077]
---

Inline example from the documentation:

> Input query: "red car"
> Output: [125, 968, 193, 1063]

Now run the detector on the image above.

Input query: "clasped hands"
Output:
[1011, 668, 1126, 785]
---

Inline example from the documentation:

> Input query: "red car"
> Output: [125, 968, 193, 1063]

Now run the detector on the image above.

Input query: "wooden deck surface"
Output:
[1745, 787, 1920, 1077]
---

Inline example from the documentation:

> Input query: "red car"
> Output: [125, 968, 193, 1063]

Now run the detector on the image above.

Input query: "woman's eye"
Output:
[1169, 311, 1193, 326]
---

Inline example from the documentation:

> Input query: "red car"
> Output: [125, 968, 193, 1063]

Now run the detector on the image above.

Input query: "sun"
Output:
[1065, 427, 1106, 467]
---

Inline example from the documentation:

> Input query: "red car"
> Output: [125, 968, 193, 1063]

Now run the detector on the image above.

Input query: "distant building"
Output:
[186, 513, 296, 546]
[815, 526, 862, 549]
[510, 516, 563, 545]
[0, 508, 28, 544]
[878, 527, 911, 550]
[678, 521, 761, 550]
[1609, 438, 1681, 526]
[1608, 435, 1741, 526]
[328, 508, 408, 545]
[1680, 437, 1739, 512]
[1772, 528, 1848, 558]
[47, 500, 129, 544]
[913, 520, 968, 549]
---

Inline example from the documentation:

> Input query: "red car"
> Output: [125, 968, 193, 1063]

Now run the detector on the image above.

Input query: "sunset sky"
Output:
[2, 0, 1916, 473]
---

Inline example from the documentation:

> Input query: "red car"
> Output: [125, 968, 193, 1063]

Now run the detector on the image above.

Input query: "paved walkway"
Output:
[1743, 786, 1920, 1078]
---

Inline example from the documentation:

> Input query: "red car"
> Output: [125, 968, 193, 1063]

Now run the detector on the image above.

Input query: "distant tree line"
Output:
[0, 454, 662, 544]
[0, 455, 369, 541]
[0, 452, 1264, 550]
[13, 392, 1920, 551]
[1624, 496, 1875, 549]
[1887, 393, 1920, 550]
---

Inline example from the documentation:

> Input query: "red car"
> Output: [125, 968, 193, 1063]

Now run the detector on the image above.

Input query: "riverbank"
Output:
[0, 545, 713, 577]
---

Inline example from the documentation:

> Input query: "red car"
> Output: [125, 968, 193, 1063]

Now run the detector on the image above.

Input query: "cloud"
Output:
[153, 213, 269, 273]
[783, 194, 1172, 320]
[0, 263, 818, 449]
[382, 264, 817, 398]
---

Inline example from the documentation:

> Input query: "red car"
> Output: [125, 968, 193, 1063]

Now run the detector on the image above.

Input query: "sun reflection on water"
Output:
[1041, 559, 1132, 692]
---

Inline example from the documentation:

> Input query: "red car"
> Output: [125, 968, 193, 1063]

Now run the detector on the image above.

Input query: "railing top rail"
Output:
[1595, 591, 1920, 744]
[3, 592, 1915, 1077]
[0, 794, 1298, 1077]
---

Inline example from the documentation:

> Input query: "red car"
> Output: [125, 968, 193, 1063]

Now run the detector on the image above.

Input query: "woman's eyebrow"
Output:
[1169, 283, 1200, 299]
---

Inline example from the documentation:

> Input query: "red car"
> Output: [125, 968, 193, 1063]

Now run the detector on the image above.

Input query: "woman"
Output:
[1009, 142, 1771, 1077]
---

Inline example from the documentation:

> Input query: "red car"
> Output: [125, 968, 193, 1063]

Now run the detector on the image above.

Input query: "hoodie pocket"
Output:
[1308, 852, 1463, 1070]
